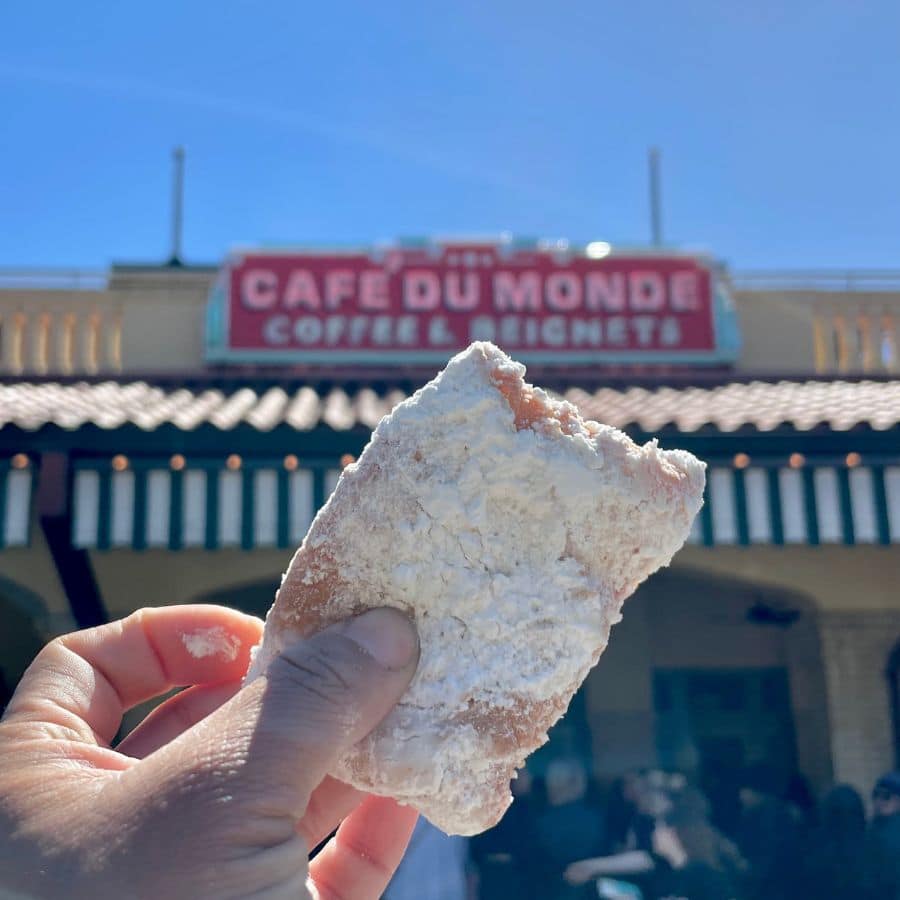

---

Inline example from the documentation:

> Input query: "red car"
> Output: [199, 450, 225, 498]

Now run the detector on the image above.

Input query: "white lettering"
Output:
[324, 316, 347, 344]
[396, 316, 418, 345]
[324, 270, 355, 311]
[403, 271, 441, 311]
[372, 316, 393, 345]
[359, 270, 389, 310]
[293, 316, 323, 344]
[499, 316, 520, 345]
[632, 315, 656, 346]
[571, 318, 603, 346]
[670, 271, 700, 311]
[241, 269, 278, 310]
[262, 314, 290, 345]
[545, 272, 581, 311]
[493, 272, 541, 312]
[607, 317, 627, 345]
[585, 272, 626, 312]
[349, 316, 369, 343]
[524, 318, 540, 346]
[629, 271, 665, 312]
[428, 316, 455, 345]
[470, 316, 495, 341]
[284, 271, 321, 310]
[541, 316, 567, 346]
[660, 317, 682, 346]
[445, 272, 480, 311]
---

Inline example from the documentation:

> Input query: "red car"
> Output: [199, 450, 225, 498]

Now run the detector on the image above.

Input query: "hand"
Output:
[564, 859, 598, 885]
[0, 604, 420, 899]
[651, 823, 688, 870]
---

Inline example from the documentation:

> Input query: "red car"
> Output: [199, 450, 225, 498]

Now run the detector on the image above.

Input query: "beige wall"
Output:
[731, 289, 817, 373]
[112, 270, 211, 372]
[678, 545, 900, 612]
[3, 273, 898, 376]
[732, 287, 900, 375]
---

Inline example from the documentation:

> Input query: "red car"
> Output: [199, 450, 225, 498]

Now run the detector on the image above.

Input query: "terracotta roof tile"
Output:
[0, 379, 898, 433]
[284, 386, 320, 430]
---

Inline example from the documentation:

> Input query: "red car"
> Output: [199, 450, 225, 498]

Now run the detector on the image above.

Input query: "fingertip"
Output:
[340, 608, 419, 672]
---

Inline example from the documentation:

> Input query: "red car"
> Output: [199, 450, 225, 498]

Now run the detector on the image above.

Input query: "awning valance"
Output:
[72, 461, 341, 550]
[68, 457, 900, 550]
[0, 463, 32, 548]
[689, 464, 900, 546]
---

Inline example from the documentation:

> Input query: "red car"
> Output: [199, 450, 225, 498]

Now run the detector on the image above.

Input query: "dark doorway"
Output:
[888, 643, 900, 769]
[654, 667, 798, 833]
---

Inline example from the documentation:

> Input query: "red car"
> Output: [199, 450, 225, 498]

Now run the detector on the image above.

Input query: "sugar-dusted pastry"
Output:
[246, 342, 705, 835]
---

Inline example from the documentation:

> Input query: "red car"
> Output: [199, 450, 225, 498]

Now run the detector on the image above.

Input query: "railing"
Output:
[732, 270, 900, 292]
[810, 308, 899, 374]
[0, 303, 122, 375]
[730, 271, 900, 374]
[0, 268, 108, 290]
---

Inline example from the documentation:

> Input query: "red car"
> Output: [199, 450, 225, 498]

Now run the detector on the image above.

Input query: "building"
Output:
[0, 240, 899, 803]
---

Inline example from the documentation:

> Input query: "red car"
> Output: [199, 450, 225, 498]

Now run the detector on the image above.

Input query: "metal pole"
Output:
[649, 146, 662, 247]
[170, 146, 185, 265]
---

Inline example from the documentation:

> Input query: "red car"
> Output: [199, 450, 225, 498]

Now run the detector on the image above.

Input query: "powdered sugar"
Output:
[247, 342, 705, 834]
[182, 626, 241, 662]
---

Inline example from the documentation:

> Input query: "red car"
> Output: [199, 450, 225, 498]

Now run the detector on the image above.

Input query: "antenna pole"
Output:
[649, 146, 663, 247]
[169, 146, 185, 265]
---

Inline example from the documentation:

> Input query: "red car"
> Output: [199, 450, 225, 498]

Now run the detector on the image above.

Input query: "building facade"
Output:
[0, 242, 899, 802]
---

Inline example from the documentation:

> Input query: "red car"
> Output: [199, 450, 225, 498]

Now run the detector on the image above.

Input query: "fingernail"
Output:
[342, 608, 418, 670]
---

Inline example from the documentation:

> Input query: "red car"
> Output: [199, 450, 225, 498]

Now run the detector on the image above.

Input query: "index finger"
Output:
[3, 605, 262, 745]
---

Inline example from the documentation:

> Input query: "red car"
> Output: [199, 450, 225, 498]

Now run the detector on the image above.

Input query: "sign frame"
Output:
[205, 238, 741, 366]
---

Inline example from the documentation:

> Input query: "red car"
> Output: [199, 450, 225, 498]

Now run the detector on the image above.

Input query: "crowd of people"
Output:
[384, 762, 900, 900]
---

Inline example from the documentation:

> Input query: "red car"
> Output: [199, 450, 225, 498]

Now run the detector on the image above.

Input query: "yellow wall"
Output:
[678, 545, 900, 612]
[3, 274, 898, 376]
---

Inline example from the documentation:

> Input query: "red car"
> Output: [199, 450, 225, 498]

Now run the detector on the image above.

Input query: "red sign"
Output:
[214, 242, 721, 363]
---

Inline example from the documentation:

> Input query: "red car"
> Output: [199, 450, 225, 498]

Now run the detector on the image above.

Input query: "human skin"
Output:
[0, 604, 419, 899]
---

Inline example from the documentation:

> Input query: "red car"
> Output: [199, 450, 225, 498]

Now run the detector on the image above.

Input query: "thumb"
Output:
[144, 607, 419, 818]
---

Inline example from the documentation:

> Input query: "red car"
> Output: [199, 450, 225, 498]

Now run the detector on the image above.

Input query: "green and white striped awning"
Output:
[0, 462, 32, 548]
[68, 457, 900, 550]
[72, 461, 342, 550]
[687, 463, 900, 546]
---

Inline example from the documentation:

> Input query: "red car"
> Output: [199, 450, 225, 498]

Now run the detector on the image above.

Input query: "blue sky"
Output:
[2, 1, 899, 271]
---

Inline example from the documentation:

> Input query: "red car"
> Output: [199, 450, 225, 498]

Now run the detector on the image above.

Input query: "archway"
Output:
[581, 564, 829, 830]
[888, 642, 900, 769]
[0, 575, 50, 706]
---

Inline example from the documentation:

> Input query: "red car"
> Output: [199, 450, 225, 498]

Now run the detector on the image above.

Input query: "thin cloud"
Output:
[0, 61, 565, 207]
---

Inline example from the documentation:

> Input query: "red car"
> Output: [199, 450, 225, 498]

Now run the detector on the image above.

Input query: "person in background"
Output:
[734, 763, 800, 900]
[783, 771, 816, 829]
[382, 815, 470, 900]
[531, 757, 607, 900]
[605, 772, 643, 852]
[864, 771, 900, 900]
[565, 786, 744, 900]
[469, 769, 538, 899]
[649, 787, 745, 900]
[565, 770, 674, 897]
[797, 784, 867, 900]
